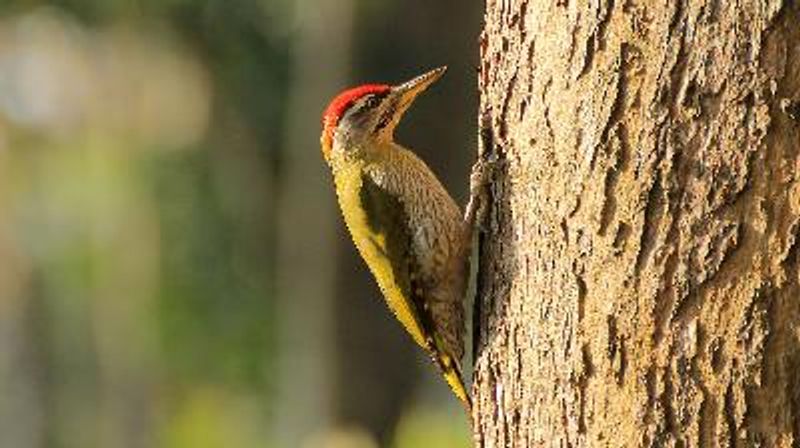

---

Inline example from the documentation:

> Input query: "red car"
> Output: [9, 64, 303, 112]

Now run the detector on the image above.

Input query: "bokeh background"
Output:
[0, 1, 480, 447]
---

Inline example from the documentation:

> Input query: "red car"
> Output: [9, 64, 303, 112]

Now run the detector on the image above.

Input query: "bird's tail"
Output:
[434, 351, 472, 411]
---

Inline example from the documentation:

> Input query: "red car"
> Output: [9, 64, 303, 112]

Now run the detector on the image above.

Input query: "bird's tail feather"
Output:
[434, 352, 471, 411]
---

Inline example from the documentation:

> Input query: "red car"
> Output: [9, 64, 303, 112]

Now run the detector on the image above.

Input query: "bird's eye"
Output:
[364, 95, 381, 109]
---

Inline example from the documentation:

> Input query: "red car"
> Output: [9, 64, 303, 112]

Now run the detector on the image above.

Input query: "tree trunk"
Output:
[472, 1, 800, 446]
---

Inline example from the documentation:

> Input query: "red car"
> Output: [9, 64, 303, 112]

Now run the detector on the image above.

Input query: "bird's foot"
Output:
[465, 152, 498, 232]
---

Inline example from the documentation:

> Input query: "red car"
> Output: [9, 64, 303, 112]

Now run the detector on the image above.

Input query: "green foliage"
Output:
[147, 150, 273, 388]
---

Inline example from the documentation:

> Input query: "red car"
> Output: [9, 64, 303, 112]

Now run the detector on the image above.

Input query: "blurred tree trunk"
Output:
[274, 0, 353, 445]
[472, 1, 800, 446]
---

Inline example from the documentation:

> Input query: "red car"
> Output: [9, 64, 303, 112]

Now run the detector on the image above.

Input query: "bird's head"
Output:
[320, 67, 446, 162]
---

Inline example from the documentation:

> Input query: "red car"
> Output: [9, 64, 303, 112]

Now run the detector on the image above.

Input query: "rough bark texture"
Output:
[473, 0, 800, 446]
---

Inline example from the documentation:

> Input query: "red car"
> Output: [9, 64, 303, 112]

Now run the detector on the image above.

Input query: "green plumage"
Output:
[330, 146, 469, 407]
[359, 173, 438, 348]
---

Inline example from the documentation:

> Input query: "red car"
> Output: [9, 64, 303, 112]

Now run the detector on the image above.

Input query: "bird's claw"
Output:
[465, 152, 498, 232]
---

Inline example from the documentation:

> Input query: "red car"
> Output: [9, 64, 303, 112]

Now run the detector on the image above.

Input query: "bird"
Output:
[320, 67, 475, 408]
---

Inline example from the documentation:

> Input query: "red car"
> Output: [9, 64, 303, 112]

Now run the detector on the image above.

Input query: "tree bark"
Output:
[473, 0, 800, 446]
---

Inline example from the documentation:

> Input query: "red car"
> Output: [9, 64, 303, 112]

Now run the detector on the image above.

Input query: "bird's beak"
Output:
[390, 67, 447, 116]
[373, 67, 446, 141]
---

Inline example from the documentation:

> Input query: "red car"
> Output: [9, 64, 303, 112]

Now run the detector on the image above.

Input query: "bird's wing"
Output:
[356, 173, 432, 350]
[358, 174, 470, 407]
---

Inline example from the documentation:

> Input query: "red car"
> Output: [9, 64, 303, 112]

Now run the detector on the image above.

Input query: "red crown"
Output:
[321, 84, 390, 158]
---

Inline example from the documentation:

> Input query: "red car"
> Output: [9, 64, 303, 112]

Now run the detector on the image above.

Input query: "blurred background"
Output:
[0, 1, 480, 447]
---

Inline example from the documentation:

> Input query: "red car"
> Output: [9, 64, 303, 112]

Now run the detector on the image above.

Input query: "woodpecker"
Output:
[321, 67, 479, 408]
